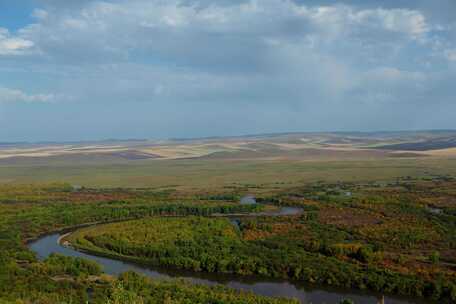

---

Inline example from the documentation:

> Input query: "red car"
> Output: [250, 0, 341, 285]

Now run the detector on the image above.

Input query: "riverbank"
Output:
[30, 216, 428, 304]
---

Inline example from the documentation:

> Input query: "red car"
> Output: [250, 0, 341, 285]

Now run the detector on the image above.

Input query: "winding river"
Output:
[29, 197, 426, 304]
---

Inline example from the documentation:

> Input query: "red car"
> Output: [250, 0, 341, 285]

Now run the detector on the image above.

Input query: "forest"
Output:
[1, 178, 456, 303]
[0, 183, 293, 303]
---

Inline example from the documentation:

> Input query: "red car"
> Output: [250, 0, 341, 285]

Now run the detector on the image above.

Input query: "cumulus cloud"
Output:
[1, 0, 456, 140]
[0, 28, 34, 55]
[13, 1, 438, 65]
[6, 1, 454, 92]
[295, 5, 430, 39]
[359, 8, 429, 37]
[0, 87, 57, 103]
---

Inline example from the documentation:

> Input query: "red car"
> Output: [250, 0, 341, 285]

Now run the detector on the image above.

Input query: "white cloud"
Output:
[293, 5, 430, 40]
[2, 1, 454, 109]
[1, 0, 456, 140]
[365, 67, 426, 83]
[0, 87, 57, 103]
[0, 28, 34, 55]
[15, 1, 435, 64]
[358, 8, 429, 37]
[32, 9, 49, 20]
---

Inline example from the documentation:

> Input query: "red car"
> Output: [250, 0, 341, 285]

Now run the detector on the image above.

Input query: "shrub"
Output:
[429, 251, 440, 264]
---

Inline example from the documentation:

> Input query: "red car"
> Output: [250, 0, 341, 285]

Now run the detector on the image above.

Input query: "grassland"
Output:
[1, 131, 456, 303]
[1, 157, 456, 191]
[1, 131, 456, 190]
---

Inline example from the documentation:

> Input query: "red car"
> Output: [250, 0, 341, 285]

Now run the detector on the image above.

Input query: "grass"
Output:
[1, 157, 456, 190]
[2, 132, 456, 303]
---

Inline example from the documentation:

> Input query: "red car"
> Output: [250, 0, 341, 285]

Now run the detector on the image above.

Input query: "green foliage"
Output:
[108, 281, 145, 304]
[0, 185, 282, 304]
[70, 215, 455, 301]
[109, 271, 298, 304]
[44, 253, 102, 276]
[1, 181, 456, 303]
[429, 251, 440, 264]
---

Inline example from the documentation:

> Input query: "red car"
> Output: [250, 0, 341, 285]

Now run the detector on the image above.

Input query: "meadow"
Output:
[2, 131, 456, 189]
[1, 132, 456, 303]
[1, 157, 456, 190]
[65, 179, 456, 302]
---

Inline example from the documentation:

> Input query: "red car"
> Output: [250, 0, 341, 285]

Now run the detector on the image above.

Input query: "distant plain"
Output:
[1, 131, 456, 189]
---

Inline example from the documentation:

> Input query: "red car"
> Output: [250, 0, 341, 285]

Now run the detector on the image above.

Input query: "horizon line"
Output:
[1, 128, 456, 145]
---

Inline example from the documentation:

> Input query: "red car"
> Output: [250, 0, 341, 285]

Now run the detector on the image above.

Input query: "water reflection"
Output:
[29, 234, 424, 304]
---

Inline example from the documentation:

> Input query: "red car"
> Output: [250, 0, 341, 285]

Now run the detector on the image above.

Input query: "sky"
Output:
[0, 0, 455, 142]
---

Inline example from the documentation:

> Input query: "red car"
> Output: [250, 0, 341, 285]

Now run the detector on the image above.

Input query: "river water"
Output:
[28, 197, 426, 304]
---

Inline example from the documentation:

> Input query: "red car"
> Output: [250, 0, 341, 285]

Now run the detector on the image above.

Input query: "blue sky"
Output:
[0, 0, 456, 141]
[0, 1, 35, 30]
